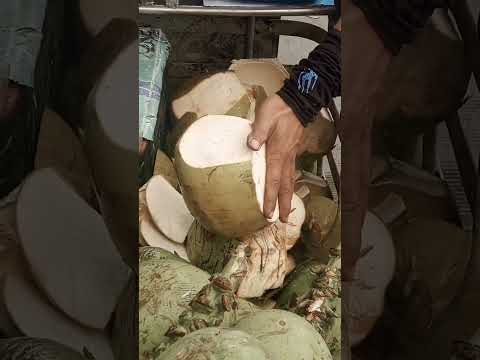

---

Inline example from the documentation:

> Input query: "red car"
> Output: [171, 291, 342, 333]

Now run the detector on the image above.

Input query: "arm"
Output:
[247, 20, 342, 223]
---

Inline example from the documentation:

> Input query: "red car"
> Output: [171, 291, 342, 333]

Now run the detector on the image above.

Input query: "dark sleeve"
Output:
[277, 27, 341, 127]
[352, 0, 447, 55]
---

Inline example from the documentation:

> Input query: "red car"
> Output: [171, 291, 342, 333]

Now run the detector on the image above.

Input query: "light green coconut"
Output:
[234, 309, 332, 360]
[158, 327, 270, 360]
[139, 253, 211, 359]
[277, 259, 341, 359]
[0, 337, 86, 360]
[186, 220, 241, 274]
[304, 195, 341, 263]
[175, 115, 279, 237]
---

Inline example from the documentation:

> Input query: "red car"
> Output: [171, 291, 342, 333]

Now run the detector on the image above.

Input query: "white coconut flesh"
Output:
[172, 72, 250, 121]
[79, 0, 137, 37]
[16, 168, 131, 329]
[3, 272, 114, 360]
[145, 176, 193, 245]
[348, 212, 396, 347]
[139, 214, 188, 261]
[178, 115, 279, 221]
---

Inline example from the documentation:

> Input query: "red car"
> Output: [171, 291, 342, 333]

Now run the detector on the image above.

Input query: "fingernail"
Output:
[249, 138, 260, 150]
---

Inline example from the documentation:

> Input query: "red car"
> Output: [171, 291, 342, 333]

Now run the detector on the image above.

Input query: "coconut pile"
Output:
[139, 59, 342, 360]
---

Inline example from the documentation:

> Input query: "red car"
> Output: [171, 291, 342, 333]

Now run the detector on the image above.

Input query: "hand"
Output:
[247, 94, 304, 223]
[139, 138, 149, 156]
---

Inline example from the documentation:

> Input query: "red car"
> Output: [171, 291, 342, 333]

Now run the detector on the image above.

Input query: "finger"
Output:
[247, 103, 275, 151]
[278, 150, 296, 222]
[263, 146, 285, 219]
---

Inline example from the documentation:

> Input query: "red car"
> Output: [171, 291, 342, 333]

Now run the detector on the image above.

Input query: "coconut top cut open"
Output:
[3, 272, 114, 360]
[175, 115, 279, 237]
[16, 168, 131, 329]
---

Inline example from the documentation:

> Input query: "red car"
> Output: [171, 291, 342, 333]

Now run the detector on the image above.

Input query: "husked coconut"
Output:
[175, 115, 279, 237]
[0, 337, 86, 360]
[229, 58, 289, 98]
[145, 175, 194, 244]
[35, 109, 93, 203]
[159, 327, 269, 360]
[84, 40, 138, 268]
[388, 219, 470, 338]
[78, 0, 137, 37]
[3, 272, 114, 360]
[304, 195, 341, 263]
[348, 212, 395, 347]
[153, 150, 178, 189]
[16, 168, 131, 329]
[171, 72, 254, 124]
[234, 309, 332, 360]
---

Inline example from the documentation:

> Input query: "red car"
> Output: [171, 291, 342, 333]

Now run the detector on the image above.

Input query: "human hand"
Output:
[247, 94, 304, 223]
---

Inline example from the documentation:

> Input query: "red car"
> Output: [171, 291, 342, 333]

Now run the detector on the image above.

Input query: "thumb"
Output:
[247, 114, 273, 151]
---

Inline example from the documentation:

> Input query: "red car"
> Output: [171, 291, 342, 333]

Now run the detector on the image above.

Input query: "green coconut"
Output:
[234, 309, 332, 360]
[277, 259, 341, 359]
[186, 220, 241, 274]
[139, 253, 211, 359]
[158, 327, 270, 360]
[0, 338, 86, 360]
[175, 115, 279, 237]
[304, 195, 341, 263]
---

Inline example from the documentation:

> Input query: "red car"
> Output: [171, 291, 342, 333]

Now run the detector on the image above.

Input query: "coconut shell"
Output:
[153, 150, 178, 190]
[139, 254, 211, 359]
[175, 116, 278, 238]
[158, 327, 269, 360]
[171, 71, 253, 124]
[229, 58, 290, 97]
[234, 309, 333, 360]
[0, 338, 86, 360]
[387, 219, 470, 338]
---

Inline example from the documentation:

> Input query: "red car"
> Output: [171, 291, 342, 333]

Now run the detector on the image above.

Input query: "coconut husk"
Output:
[153, 150, 178, 190]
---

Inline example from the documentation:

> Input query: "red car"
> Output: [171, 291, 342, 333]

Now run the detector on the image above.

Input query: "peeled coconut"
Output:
[304, 195, 341, 263]
[229, 58, 290, 99]
[3, 272, 114, 360]
[158, 327, 270, 360]
[145, 175, 193, 244]
[153, 150, 178, 189]
[139, 251, 211, 359]
[348, 212, 396, 347]
[0, 337, 86, 360]
[35, 109, 93, 203]
[175, 115, 279, 237]
[279, 193, 306, 250]
[376, 9, 469, 126]
[171, 72, 254, 124]
[234, 309, 332, 360]
[78, 0, 137, 37]
[16, 168, 131, 329]
[388, 219, 470, 338]
[84, 40, 138, 268]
